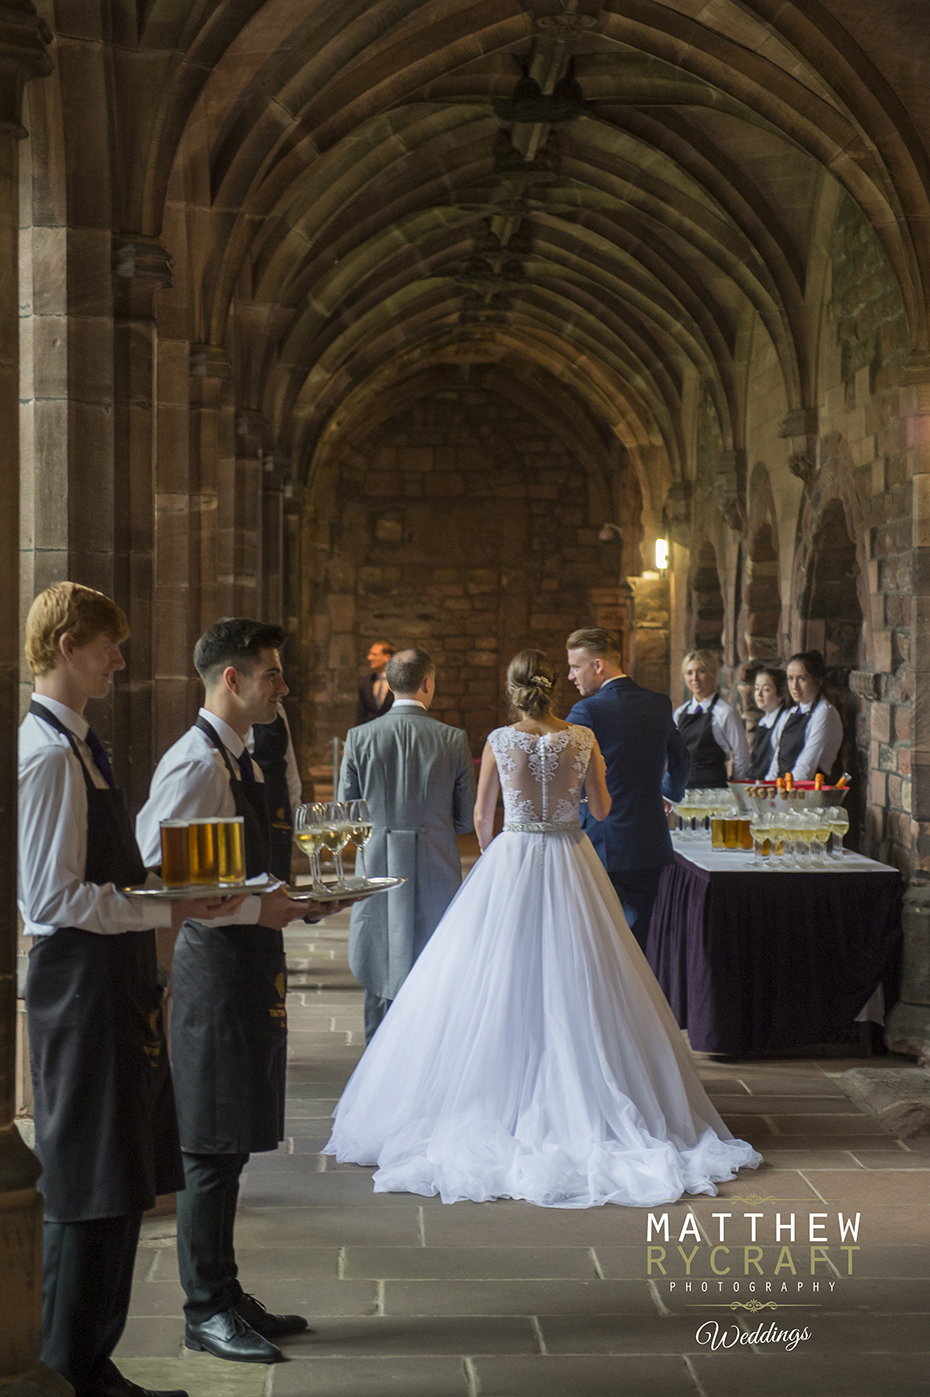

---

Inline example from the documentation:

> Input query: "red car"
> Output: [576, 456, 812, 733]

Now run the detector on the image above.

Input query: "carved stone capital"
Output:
[788, 452, 816, 489]
[189, 344, 232, 380]
[849, 669, 882, 701]
[779, 408, 819, 439]
[0, 1, 51, 137]
[112, 236, 173, 315]
[664, 479, 692, 548]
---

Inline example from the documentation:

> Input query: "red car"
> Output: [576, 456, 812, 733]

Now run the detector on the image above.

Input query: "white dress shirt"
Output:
[391, 699, 427, 710]
[673, 694, 751, 778]
[136, 709, 264, 926]
[18, 694, 170, 938]
[769, 697, 844, 781]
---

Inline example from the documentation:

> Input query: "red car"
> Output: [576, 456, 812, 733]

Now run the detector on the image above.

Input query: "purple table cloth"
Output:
[646, 852, 902, 1054]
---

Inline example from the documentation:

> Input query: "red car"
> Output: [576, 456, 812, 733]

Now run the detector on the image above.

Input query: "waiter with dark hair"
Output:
[137, 619, 340, 1365]
[19, 582, 241, 1397]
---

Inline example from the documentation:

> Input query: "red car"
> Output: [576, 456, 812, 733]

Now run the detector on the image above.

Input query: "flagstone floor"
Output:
[116, 898, 930, 1397]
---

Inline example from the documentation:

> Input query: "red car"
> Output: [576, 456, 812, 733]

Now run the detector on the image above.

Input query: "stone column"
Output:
[0, 8, 68, 1394]
[111, 235, 172, 810]
[233, 410, 265, 617]
[189, 344, 233, 629]
[261, 454, 288, 623]
[887, 355, 930, 1061]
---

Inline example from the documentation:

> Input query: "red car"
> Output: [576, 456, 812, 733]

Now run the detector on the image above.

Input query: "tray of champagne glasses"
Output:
[286, 876, 405, 905]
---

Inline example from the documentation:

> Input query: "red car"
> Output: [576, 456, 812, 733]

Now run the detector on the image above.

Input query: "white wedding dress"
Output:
[325, 723, 761, 1207]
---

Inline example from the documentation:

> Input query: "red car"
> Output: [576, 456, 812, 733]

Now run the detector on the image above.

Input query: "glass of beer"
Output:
[188, 817, 218, 885]
[216, 815, 245, 883]
[160, 819, 190, 886]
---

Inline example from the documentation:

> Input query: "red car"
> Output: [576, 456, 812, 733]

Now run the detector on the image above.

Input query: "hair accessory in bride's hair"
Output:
[529, 674, 553, 690]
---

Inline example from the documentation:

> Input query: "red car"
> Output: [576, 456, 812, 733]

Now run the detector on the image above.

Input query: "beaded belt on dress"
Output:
[502, 820, 579, 834]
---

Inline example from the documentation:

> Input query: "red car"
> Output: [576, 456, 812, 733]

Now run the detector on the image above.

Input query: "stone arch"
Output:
[691, 541, 724, 655]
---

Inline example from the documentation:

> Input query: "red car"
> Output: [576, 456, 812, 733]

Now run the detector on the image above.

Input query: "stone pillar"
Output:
[188, 344, 233, 628]
[261, 454, 288, 623]
[0, 9, 69, 1395]
[233, 410, 265, 617]
[887, 355, 930, 1060]
[111, 236, 172, 809]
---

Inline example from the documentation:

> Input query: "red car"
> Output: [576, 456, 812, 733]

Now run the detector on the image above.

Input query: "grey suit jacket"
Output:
[338, 706, 476, 999]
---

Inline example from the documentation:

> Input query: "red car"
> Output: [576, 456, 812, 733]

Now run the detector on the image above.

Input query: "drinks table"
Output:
[645, 837, 902, 1055]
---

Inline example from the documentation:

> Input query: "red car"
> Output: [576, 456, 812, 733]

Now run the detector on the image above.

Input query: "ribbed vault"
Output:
[128, 0, 930, 532]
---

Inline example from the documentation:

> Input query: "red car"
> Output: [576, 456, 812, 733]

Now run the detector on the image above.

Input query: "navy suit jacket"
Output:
[356, 672, 395, 725]
[567, 676, 691, 873]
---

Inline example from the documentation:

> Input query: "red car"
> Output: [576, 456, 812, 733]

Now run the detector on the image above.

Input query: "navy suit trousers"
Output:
[608, 866, 666, 953]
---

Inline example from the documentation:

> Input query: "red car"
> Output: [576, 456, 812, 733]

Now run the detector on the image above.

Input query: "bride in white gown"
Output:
[325, 650, 761, 1208]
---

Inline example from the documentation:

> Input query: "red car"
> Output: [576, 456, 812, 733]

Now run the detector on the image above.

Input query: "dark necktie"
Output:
[84, 727, 115, 788]
[237, 748, 255, 783]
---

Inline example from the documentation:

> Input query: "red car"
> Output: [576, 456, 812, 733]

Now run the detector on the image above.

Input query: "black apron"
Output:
[748, 705, 786, 780]
[25, 703, 183, 1221]
[777, 695, 828, 779]
[250, 713, 293, 882]
[168, 717, 287, 1155]
[677, 694, 729, 788]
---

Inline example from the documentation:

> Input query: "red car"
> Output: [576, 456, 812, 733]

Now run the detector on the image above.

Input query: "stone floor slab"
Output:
[382, 1278, 657, 1316]
[343, 1246, 599, 1280]
[267, 1356, 469, 1396]
[794, 1169, 930, 1203]
[691, 1351, 930, 1396]
[117, 1357, 265, 1397]
[269, 1314, 538, 1356]
[233, 1205, 422, 1247]
[472, 1354, 698, 1396]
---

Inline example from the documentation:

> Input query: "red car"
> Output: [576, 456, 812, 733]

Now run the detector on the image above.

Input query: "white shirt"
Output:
[768, 697, 843, 781]
[391, 699, 427, 710]
[135, 709, 265, 926]
[18, 694, 170, 938]
[673, 695, 751, 778]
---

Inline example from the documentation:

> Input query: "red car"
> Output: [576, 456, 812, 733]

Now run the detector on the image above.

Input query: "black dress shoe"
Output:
[233, 1291, 310, 1338]
[184, 1309, 283, 1363]
[94, 1361, 189, 1397]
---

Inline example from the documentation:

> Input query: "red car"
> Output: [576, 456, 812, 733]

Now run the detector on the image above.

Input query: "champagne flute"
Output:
[347, 798, 372, 881]
[749, 811, 769, 868]
[293, 802, 328, 894]
[828, 805, 850, 859]
[811, 813, 831, 867]
[322, 800, 352, 890]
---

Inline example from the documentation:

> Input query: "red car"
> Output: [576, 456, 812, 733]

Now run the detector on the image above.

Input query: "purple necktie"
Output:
[237, 748, 255, 783]
[84, 728, 115, 788]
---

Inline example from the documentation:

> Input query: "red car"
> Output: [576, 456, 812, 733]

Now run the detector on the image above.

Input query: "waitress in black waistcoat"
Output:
[19, 583, 243, 1397]
[773, 650, 844, 782]
[747, 666, 790, 780]
[135, 619, 343, 1366]
[673, 648, 751, 788]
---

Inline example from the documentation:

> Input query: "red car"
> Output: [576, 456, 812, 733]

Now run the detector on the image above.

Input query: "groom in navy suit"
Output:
[566, 627, 690, 951]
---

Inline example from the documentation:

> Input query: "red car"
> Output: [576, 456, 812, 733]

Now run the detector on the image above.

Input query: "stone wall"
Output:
[303, 390, 639, 758]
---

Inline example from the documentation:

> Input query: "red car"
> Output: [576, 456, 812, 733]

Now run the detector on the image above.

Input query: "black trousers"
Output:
[363, 989, 392, 1044]
[41, 1211, 142, 1397]
[608, 865, 666, 953]
[176, 1150, 249, 1323]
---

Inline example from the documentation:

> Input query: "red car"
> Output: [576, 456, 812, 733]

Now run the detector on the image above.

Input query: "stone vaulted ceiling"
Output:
[118, 0, 930, 510]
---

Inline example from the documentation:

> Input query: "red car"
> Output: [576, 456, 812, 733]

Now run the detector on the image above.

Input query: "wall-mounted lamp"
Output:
[655, 537, 669, 571]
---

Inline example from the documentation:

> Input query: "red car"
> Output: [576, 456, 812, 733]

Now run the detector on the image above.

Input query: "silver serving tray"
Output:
[286, 876, 405, 905]
[121, 877, 277, 901]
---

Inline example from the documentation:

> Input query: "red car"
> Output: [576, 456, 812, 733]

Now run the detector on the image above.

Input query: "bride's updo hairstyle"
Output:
[506, 649, 557, 719]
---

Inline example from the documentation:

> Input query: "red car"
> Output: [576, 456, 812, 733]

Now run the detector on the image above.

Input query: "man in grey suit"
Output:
[339, 648, 476, 1042]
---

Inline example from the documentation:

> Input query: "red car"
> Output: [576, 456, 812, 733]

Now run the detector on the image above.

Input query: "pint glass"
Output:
[188, 818, 218, 884]
[216, 815, 246, 883]
[160, 819, 190, 885]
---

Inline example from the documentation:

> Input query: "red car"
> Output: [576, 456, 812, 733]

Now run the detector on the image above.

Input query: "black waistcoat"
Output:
[25, 702, 183, 1220]
[677, 695, 729, 788]
[250, 713, 293, 882]
[169, 716, 287, 1155]
[777, 696, 826, 779]
[748, 705, 786, 780]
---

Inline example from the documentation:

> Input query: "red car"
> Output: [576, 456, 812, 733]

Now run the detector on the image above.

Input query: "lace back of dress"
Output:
[489, 725, 594, 825]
